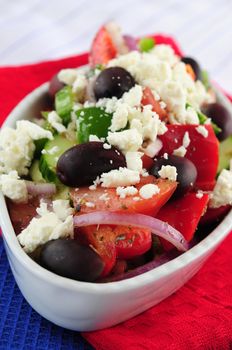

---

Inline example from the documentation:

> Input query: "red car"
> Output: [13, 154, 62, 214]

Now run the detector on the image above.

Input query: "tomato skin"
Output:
[114, 226, 152, 259]
[156, 192, 209, 250]
[71, 176, 177, 217]
[89, 26, 117, 67]
[158, 125, 219, 188]
[141, 87, 167, 120]
[142, 154, 155, 171]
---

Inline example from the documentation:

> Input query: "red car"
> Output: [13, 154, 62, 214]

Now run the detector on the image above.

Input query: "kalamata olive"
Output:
[39, 239, 104, 282]
[150, 155, 197, 197]
[56, 142, 126, 187]
[48, 74, 65, 99]
[94, 67, 135, 100]
[181, 57, 202, 80]
[201, 102, 232, 141]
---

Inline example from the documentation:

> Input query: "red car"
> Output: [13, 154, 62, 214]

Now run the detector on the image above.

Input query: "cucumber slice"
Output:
[29, 160, 46, 183]
[218, 136, 232, 173]
[39, 135, 76, 183]
[76, 107, 112, 143]
[53, 185, 70, 200]
[55, 86, 73, 125]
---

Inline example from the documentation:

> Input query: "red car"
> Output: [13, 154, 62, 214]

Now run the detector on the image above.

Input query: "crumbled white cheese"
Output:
[158, 165, 177, 181]
[209, 169, 232, 208]
[110, 103, 129, 132]
[17, 200, 74, 253]
[52, 199, 74, 221]
[173, 132, 190, 157]
[116, 186, 138, 198]
[103, 143, 111, 149]
[108, 47, 210, 123]
[0, 121, 53, 176]
[133, 196, 141, 201]
[173, 145, 187, 157]
[196, 190, 204, 199]
[100, 167, 140, 187]
[122, 85, 143, 107]
[72, 74, 87, 101]
[89, 176, 101, 190]
[89, 134, 105, 142]
[183, 131, 190, 148]
[58, 69, 77, 85]
[126, 151, 143, 172]
[48, 111, 66, 133]
[0, 171, 28, 203]
[17, 121, 53, 140]
[163, 153, 168, 160]
[142, 139, 163, 158]
[139, 184, 160, 199]
[107, 129, 143, 153]
[196, 125, 209, 138]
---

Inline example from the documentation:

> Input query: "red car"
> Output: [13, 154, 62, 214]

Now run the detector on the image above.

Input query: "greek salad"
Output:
[0, 23, 232, 283]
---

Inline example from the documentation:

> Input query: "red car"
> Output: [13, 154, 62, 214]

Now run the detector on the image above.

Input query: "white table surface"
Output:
[0, 0, 232, 93]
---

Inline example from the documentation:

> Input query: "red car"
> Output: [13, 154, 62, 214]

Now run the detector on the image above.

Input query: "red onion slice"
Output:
[123, 35, 138, 51]
[99, 250, 181, 282]
[74, 211, 188, 252]
[26, 181, 56, 197]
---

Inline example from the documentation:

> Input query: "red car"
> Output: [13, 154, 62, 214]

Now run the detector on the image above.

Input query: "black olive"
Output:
[39, 239, 104, 282]
[56, 142, 126, 187]
[150, 155, 197, 197]
[181, 56, 202, 80]
[201, 103, 232, 141]
[94, 67, 135, 100]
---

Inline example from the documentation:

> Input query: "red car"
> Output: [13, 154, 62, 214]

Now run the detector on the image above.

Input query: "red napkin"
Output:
[1, 36, 232, 350]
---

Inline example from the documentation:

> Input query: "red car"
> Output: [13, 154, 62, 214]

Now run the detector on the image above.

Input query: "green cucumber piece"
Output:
[218, 136, 232, 173]
[39, 134, 76, 183]
[55, 86, 73, 125]
[29, 160, 46, 183]
[53, 185, 70, 200]
[76, 107, 112, 143]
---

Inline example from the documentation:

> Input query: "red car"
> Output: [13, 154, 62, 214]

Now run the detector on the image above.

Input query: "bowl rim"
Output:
[0, 81, 232, 295]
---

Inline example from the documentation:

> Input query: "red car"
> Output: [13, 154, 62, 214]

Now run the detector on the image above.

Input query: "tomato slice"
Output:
[114, 226, 152, 259]
[71, 176, 177, 217]
[141, 87, 168, 120]
[6, 198, 40, 235]
[156, 192, 209, 250]
[142, 154, 154, 170]
[158, 125, 219, 188]
[89, 26, 117, 67]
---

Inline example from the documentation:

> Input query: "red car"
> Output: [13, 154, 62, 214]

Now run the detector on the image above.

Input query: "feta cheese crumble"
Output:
[116, 186, 138, 198]
[210, 169, 232, 208]
[139, 184, 160, 199]
[196, 125, 209, 138]
[0, 121, 53, 175]
[0, 171, 28, 203]
[17, 200, 74, 253]
[100, 167, 140, 187]
[48, 111, 66, 133]
[158, 165, 177, 181]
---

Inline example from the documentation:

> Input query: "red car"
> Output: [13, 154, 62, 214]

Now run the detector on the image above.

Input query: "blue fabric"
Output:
[0, 237, 94, 350]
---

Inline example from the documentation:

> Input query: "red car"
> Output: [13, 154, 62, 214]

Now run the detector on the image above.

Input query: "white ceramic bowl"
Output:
[0, 83, 232, 331]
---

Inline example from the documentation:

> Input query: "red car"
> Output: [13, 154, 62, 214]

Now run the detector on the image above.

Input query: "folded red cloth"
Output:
[0, 35, 232, 350]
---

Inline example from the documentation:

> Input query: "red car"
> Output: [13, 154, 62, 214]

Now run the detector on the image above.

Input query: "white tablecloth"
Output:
[1, 0, 232, 93]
